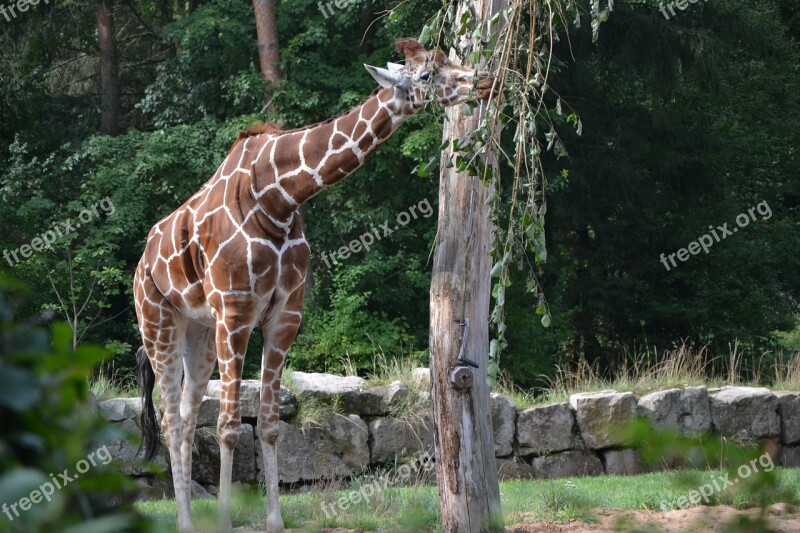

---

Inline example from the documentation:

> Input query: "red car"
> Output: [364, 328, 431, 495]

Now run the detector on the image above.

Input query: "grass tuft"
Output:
[508, 342, 800, 406]
[89, 366, 140, 401]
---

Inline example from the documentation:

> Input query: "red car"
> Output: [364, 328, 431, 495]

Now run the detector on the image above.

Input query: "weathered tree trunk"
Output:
[252, 0, 283, 104]
[429, 1, 504, 531]
[95, 0, 119, 136]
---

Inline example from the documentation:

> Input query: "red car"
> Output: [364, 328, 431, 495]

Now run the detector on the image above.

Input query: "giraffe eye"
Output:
[419, 71, 430, 81]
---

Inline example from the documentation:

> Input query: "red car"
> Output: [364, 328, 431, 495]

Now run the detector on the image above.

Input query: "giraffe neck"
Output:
[250, 87, 418, 227]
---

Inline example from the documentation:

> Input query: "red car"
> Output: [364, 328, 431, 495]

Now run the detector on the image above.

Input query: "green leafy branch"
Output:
[421, 0, 612, 382]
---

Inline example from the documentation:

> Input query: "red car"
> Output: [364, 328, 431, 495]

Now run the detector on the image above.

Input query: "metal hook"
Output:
[453, 318, 480, 368]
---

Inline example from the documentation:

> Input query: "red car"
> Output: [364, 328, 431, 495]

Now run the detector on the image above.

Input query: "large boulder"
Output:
[289, 372, 365, 405]
[531, 451, 603, 479]
[102, 419, 168, 475]
[191, 480, 214, 499]
[191, 424, 257, 485]
[206, 380, 259, 418]
[516, 403, 575, 456]
[775, 392, 800, 445]
[569, 391, 637, 449]
[782, 445, 800, 468]
[496, 457, 534, 480]
[761, 436, 782, 466]
[368, 415, 434, 465]
[279, 386, 299, 419]
[491, 394, 516, 457]
[98, 398, 143, 422]
[346, 381, 409, 416]
[256, 415, 369, 484]
[133, 476, 173, 501]
[602, 449, 643, 476]
[196, 396, 219, 427]
[206, 380, 297, 420]
[710, 387, 780, 440]
[290, 372, 408, 416]
[637, 387, 711, 437]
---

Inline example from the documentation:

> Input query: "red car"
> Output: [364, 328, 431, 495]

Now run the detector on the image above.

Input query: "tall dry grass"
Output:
[498, 341, 800, 405]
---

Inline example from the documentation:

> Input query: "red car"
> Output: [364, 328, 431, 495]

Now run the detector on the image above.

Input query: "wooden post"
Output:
[429, 0, 504, 530]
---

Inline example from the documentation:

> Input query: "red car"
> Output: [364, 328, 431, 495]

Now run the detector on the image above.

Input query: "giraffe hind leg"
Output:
[179, 322, 217, 502]
[151, 340, 195, 533]
[135, 264, 194, 533]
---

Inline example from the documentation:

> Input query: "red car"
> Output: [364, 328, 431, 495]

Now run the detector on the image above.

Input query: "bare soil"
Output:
[238, 503, 800, 532]
[507, 503, 800, 532]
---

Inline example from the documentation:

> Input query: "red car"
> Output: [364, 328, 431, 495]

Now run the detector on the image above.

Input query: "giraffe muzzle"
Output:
[474, 75, 499, 101]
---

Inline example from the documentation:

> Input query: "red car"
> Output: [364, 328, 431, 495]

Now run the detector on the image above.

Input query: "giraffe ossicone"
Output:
[134, 36, 496, 533]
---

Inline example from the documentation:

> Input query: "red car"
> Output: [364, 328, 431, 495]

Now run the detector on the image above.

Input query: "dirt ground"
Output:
[507, 503, 800, 533]
[239, 503, 800, 532]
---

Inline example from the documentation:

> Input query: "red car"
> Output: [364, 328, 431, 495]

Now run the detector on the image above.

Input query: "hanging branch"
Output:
[421, 0, 612, 381]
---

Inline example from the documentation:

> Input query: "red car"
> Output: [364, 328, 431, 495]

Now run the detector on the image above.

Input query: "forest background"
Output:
[1, 0, 798, 390]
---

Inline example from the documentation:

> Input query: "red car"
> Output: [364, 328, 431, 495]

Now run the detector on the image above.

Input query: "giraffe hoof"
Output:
[267, 520, 286, 533]
[266, 516, 285, 533]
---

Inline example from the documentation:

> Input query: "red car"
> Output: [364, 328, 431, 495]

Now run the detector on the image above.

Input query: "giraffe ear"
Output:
[364, 64, 403, 89]
[386, 62, 404, 75]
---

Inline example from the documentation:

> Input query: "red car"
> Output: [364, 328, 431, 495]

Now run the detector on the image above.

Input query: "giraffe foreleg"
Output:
[214, 304, 254, 533]
[258, 288, 305, 533]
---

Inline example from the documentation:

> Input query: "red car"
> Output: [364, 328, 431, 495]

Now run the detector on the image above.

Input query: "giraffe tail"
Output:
[136, 346, 160, 460]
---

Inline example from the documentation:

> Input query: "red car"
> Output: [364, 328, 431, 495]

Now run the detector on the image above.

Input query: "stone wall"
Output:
[95, 370, 800, 498]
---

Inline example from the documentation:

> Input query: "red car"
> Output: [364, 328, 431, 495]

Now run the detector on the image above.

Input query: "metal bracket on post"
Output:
[450, 366, 474, 390]
[453, 318, 480, 368]
[450, 318, 478, 390]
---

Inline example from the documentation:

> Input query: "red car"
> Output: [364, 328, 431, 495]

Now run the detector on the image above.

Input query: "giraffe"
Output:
[134, 37, 496, 533]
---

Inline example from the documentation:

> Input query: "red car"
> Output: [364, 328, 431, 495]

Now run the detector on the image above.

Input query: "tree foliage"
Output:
[0, 0, 797, 388]
[0, 274, 149, 531]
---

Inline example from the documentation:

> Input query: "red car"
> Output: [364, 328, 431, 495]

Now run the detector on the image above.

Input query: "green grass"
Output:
[90, 367, 141, 401]
[136, 468, 800, 532]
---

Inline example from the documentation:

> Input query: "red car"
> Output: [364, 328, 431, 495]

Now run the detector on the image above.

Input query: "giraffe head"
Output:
[364, 38, 497, 110]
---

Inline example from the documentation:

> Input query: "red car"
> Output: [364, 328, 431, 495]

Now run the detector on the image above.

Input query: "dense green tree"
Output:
[502, 0, 800, 383]
[0, 0, 797, 389]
